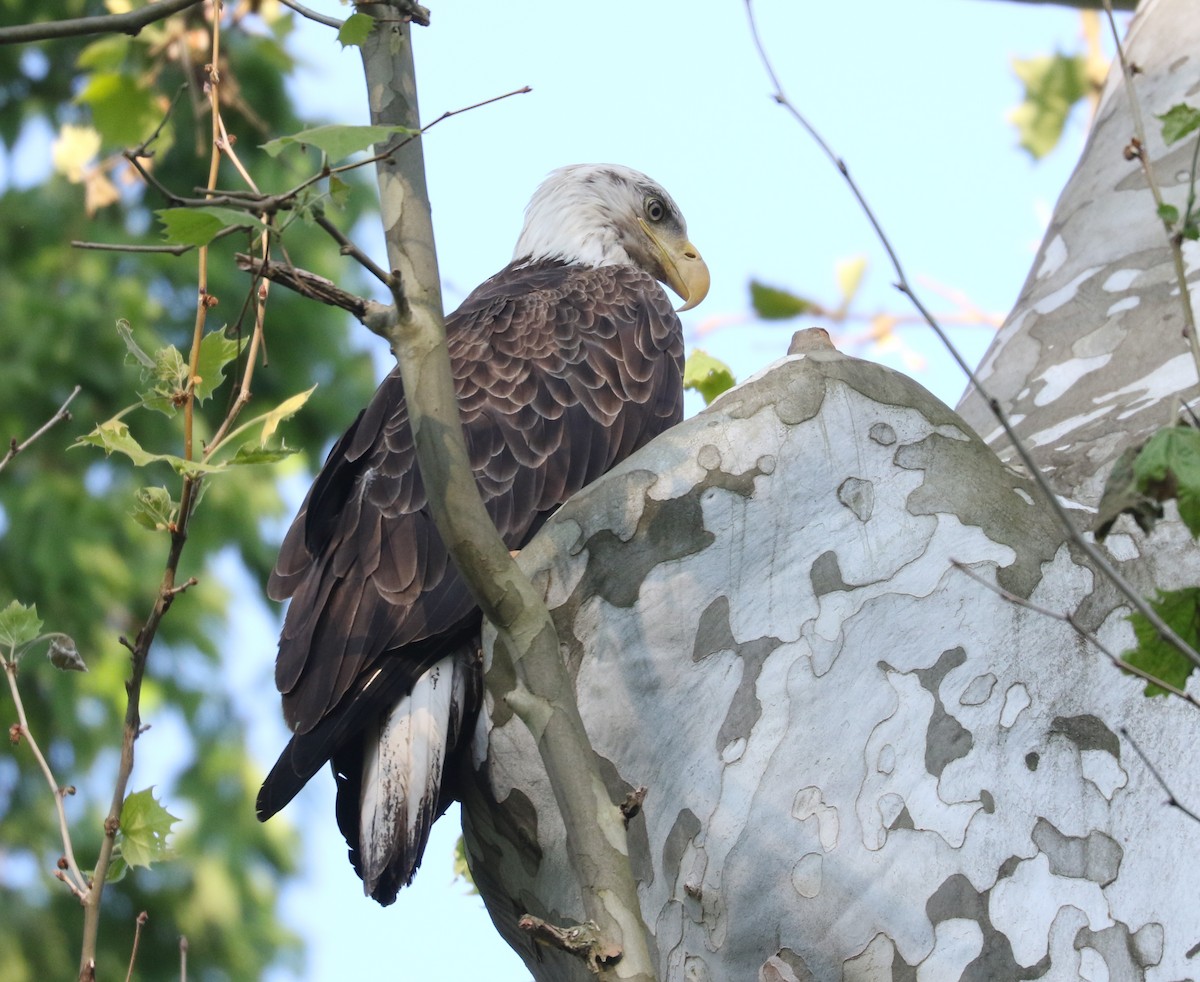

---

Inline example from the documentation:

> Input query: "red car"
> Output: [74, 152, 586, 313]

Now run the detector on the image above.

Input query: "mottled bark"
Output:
[464, 0, 1200, 978]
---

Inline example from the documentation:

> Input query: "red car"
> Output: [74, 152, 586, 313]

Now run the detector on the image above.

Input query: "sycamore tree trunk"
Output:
[460, 0, 1200, 978]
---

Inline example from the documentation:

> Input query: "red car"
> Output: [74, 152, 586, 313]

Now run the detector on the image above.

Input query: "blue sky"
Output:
[2, 1, 1124, 979]
[259, 3, 1119, 979]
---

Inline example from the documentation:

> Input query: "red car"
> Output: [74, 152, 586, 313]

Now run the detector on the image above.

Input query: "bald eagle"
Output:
[257, 164, 709, 904]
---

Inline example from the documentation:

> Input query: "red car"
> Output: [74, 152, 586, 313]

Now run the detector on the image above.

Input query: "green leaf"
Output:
[156, 207, 268, 248]
[118, 787, 180, 869]
[227, 442, 299, 466]
[194, 330, 246, 405]
[73, 420, 225, 477]
[131, 486, 178, 532]
[337, 12, 375, 48]
[139, 344, 187, 416]
[1123, 588, 1200, 696]
[1094, 444, 1163, 539]
[75, 72, 163, 147]
[1131, 425, 1200, 536]
[260, 124, 416, 162]
[1009, 53, 1089, 160]
[0, 600, 42, 650]
[116, 318, 157, 370]
[452, 835, 478, 894]
[76, 35, 131, 72]
[749, 280, 818, 320]
[328, 173, 351, 210]
[1157, 103, 1200, 146]
[684, 350, 737, 405]
[1158, 203, 1181, 226]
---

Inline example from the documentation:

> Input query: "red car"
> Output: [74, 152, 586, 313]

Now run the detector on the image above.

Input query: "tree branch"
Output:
[0, 0, 204, 45]
[0, 386, 80, 476]
[356, 8, 656, 978]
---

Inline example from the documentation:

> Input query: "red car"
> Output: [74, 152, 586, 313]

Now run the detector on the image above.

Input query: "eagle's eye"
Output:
[644, 197, 667, 223]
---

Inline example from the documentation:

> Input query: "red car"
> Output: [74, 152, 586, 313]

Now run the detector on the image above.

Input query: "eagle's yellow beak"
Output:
[640, 219, 711, 312]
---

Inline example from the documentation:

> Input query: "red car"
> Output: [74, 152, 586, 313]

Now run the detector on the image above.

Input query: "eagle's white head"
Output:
[513, 163, 710, 311]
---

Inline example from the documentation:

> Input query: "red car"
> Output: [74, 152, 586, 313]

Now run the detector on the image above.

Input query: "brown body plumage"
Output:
[257, 165, 707, 904]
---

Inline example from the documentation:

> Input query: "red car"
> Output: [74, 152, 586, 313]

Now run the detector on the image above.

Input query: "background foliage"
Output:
[0, 2, 376, 976]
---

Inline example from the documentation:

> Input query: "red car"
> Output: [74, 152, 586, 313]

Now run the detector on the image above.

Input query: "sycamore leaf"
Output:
[834, 255, 868, 310]
[131, 486, 178, 532]
[51, 124, 101, 183]
[1131, 425, 1200, 536]
[452, 835, 478, 894]
[1158, 203, 1181, 226]
[76, 34, 131, 72]
[157, 207, 268, 248]
[1095, 444, 1163, 539]
[749, 280, 819, 320]
[337, 12, 374, 48]
[84, 169, 121, 216]
[210, 386, 316, 459]
[260, 124, 416, 162]
[1009, 53, 1089, 160]
[193, 330, 246, 405]
[1123, 587, 1200, 696]
[116, 319, 157, 370]
[227, 442, 299, 466]
[0, 600, 42, 650]
[1157, 103, 1200, 146]
[118, 787, 179, 869]
[73, 420, 225, 477]
[76, 72, 162, 147]
[683, 350, 737, 405]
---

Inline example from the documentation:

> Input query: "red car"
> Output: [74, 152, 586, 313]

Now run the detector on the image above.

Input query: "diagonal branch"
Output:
[0, 0, 204, 45]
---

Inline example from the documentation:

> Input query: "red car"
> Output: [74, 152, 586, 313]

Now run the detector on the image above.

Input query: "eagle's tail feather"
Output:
[354, 645, 477, 904]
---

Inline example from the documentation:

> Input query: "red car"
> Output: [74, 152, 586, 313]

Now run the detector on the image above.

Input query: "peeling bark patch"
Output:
[980, 789, 995, 814]
[837, 476, 874, 521]
[926, 874, 1052, 980]
[913, 647, 972, 778]
[790, 852, 823, 899]
[869, 421, 896, 446]
[960, 673, 997, 706]
[897, 432, 1057, 598]
[810, 550, 852, 596]
[1031, 817, 1122, 886]
[888, 804, 915, 832]
[1050, 714, 1120, 759]
[1074, 922, 1165, 977]
[761, 949, 816, 982]
[662, 808, 701, 888]
[690, 595, 785, 749]
[1025, 752, 1040, 771]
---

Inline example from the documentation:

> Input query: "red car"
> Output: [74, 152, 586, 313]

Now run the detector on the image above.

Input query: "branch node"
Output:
[517, 915, 622, 972]
[619, 786, 647, 825]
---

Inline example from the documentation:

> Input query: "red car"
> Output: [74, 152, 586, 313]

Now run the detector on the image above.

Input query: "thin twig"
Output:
[1119, 726, 1200, 824]
[1101, 0, 1200, 387]
[124, 912, 148, 982]
[745, 0, 1200, 678]
[180, 936, 188, 982]
[951, 560, 1200, 710]
[2, 656, 90, 898]
[0, 0, 203, 44]
[0, 386, 81, 476]
[276, 0, 343, 29]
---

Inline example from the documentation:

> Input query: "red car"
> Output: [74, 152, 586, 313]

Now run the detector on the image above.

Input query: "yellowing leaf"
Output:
[51, 124, 101, 182]
[85, 169, 121, 216]
[834, 255, 867, 308]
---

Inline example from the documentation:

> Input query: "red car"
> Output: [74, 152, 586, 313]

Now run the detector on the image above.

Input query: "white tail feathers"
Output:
[358, 650, 473, 897]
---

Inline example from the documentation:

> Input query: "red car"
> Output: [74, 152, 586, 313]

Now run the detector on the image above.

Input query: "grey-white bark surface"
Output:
[957, 0, 1199, 507]
[464, 346, 1200, 980]
[461, 0, 1200, 978]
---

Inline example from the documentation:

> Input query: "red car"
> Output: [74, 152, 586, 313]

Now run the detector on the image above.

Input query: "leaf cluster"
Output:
[0, 3, 378, 978]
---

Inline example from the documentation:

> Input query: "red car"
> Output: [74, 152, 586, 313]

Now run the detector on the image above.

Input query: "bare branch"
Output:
[124, 912, 148, 982]
[1120, 726, 1200, 824]
[0, 386, 80, 476]
[0, 0, 204, 45]
[234, 254, 390, 323]
[951, 560, 1200, 711]
[518, 915, 622, 973]
[276, 0, 343, 30]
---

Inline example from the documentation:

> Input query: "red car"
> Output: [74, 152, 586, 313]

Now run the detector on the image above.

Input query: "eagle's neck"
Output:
[511, 188, 632, 268]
